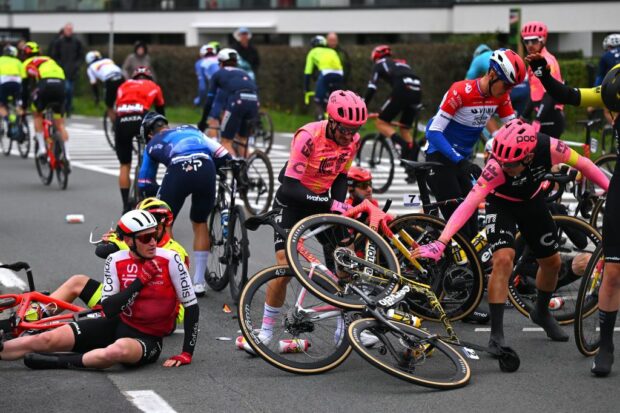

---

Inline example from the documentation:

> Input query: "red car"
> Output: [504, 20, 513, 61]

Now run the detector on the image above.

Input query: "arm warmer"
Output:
[101, 278, 144, 318]
[426, 111, 464, 164]
[95, 242, 120, 259]
[537, 69, 581, 106]
[549, 137, 610, 192]
[330, 173, 348, 202]
[182, 303, 199, 354]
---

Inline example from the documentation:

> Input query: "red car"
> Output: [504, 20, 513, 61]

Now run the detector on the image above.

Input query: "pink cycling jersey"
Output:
[285, 120, 359, 194]
[528, 48, 564, 110]
[438, 137, 609, 244]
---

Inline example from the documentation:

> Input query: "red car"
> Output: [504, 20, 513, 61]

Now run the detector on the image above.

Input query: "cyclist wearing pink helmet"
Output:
[521, 20, 565, 137]
[235, 90, 368, 353]
[414, 118, 609, 353]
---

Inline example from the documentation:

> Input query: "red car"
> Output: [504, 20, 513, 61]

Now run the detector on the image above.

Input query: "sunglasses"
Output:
[135, 231, 158, 244]
[336, 123, 360, 136]
[354, 181, 373, 189]
[523, 38, 541, 45]
[499, 160, 523, 169]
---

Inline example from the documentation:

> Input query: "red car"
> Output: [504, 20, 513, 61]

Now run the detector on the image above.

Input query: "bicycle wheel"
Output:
[590, 196, 605, 233]
[16, 117, 30, 159]
[574, 245, 604, 356]
[205, 205, 230, 291]
[348, 318, 470, 389]
[508, 215, 602, 324]
[388, 213, 485, 321]
[594, 153, 617, 179]
[228, 205, 250, 303]
[0, 118, 11, 156]
[356, 134, 394, 194]
[238, 265, 352, 374]
[286, 214, 400, 310]
[252, 111, 274, 154]
[240, 150, 274, 216]
[103, 111, 115, 150]
[54, 139, 69, 190]
[34, 140, 53, 185]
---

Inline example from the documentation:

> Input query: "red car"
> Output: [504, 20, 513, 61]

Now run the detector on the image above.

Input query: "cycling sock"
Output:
[598, 310, 617, 352]
[489, 303, 505, 346]
[261, 304, 282, 337]
[63, 144, 71, 161]
[35, 132, 46, 155]
[24, 352, 84, 369]
[192, 251, 209, 285]
[530, 289, 569, 342]
[120, 188, 129, 212]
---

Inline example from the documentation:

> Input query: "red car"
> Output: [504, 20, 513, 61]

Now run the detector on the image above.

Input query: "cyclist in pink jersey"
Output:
[413, 119, 609, 352]
[521, 21, 565, 137]
[236, 90, 368, 353]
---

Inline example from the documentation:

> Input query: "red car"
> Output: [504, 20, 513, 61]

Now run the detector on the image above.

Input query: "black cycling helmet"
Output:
[140, 112, 168, 141]
[601, 63, 620, 112]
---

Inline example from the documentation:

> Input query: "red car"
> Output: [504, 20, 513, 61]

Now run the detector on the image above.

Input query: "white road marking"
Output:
[522, 327, 545, 332]
[124, 390, 177, 413]
[0, 262, 27, 290]
[595, 327, 620, 332]
[474, 328, 491, 332]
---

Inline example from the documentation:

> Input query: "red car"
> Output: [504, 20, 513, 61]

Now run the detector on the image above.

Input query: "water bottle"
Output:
[221, 209, 229, 238]
[278, 338, 310, 353]
[471, 230, 488, 253]
[548, 297, 564, 311]
[386, 309, 421, 327]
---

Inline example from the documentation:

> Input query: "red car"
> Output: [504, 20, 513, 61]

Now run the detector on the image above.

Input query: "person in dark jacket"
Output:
[327, 32, 351, 87]
[122, 41, 156, 81]
[230, 27, 260, 77]
[49, 23, 84, 116]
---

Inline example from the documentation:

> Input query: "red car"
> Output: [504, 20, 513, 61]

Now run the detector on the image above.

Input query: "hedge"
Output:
[76, 43, 596, 131]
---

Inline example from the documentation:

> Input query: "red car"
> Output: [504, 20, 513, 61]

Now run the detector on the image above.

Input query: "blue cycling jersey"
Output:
[195, 56, 220, 105]
[595, 48, 620, 86]
[204, 66, 257, 118]
[138, 125, 231, 192]
[465, 51, 493, 80]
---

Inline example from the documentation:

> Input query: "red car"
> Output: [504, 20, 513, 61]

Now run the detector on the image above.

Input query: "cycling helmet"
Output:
[489, 48, 526, 85]
[217, 48, 238, 63]
[603, 34, 620, 50]
[137, 197, 174, 226]
[131, 66, 153, 80]
[491, 119, 537, 163]
[233, 27, 252, 41]
[601, 63, 620, 112]
[370, 45, 391, 62]
[310, 35, 327, 48]
[473, 44, 491, 58]
[208, 41, 221, 52]
[3, 45, 17, 57]
[347, 166, 372, 186]
[199, 43, 217, 57]
[140, 112, 168, 141]
[521, 21, 548, 41]
[326, 90, 368, 127]
[85, 50, 101, 65]
[116, 210, 158, 237]
[23, 41, 39, 56]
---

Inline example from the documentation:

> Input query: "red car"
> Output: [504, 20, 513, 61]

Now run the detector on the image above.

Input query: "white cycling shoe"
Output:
[193, 283, 207, 297]
[236, 331, 272, 355]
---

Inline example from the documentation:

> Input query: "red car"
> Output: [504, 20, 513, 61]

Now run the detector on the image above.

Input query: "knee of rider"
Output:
[541, 254, 562, 273]
[68, 274, 90, 292]
[275, 250, 287, 265]
[104, 342, 132, 362]
[35, 331, 61, 349]
[492, 252, 514, 274]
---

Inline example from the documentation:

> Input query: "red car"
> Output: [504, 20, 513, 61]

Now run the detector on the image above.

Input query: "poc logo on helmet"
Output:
[516, 135, 535, 143]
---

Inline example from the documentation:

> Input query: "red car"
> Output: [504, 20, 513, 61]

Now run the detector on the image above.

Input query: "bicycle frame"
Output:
[42, 109, 59, 169]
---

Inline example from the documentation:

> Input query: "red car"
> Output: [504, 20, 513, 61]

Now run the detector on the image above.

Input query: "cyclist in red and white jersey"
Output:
[236, 90, 367, 352]
[414, 119, 609, 352]
[0, 210, 199, 369]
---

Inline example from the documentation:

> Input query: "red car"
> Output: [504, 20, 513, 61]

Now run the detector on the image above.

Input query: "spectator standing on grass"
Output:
[327, 32, 351, 87]
[123, 40, 156, 82]
[49, 23, 83, 117]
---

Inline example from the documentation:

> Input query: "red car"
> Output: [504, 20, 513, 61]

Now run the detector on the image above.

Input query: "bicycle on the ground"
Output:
[34, 107, 69, 190]
[0, 97, 30, 158]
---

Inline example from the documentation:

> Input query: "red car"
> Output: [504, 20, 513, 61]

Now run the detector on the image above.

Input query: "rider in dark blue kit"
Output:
[138, 112, 232, 296]
[197, 48, 258, 158]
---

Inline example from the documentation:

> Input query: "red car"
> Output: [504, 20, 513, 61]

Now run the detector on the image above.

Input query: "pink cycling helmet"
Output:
[327, 90, 368, 127]
[489, 49, 526, 85]
[521, 21, 548, 41]
[492, 119, 537, 163]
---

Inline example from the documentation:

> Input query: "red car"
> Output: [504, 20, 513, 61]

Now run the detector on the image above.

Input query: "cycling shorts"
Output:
[378, 87, 421, 128]
[104, 76, 124, 109]
[158, 155, 216, 223]
[79, 278, 103, 309]
[0, 81, 20, 106]
[485, 194, 559, 259]
[315, 73, 344, 106]
[220, 92, 259, 140]
[32, 78, 65, 115]
[114, 113, 143, 164]
[603, 168, 620, 263]
[70, 317, 162, 367]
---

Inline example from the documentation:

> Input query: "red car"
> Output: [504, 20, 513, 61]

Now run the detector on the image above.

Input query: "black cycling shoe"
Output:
[591, 347, 614, 377]
[529, 309, 569, 342]
[462, 308, 490, 324]
[24, 352, 70, 369]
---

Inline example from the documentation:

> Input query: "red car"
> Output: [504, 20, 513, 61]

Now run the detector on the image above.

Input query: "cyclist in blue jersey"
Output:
[465, 44, 493, 80]
[197, 48, 258, 158]
[137, 112, 232, 296]
[194, 42, 220, 107]
[595, 34, 620, 86]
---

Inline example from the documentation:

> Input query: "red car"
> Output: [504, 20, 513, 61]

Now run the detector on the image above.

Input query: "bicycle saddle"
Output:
[244, 209, 281, 231]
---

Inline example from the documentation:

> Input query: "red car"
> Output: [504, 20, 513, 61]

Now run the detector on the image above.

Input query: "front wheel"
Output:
[34, 140, 53, 185]
[228, 205, 250, 303]
[205, 205, 230, 291]
[103, 111, 115, 150]
[574, 245, 604, 356]
[54, 139, 69, 190]
[16, 117, 31, 159]
[240, 150, 274, 216]
[347, 318, 470, 389]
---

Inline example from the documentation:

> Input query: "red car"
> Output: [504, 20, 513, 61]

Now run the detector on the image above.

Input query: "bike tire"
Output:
[508, 215, 602, 324]
[388, 213, 485, 322]
[228, 205, 250, 303]
[590, 196, 605, 233]
[240, 150, 274, 216]
[237, 265, 352, 374]
[103, 111, 115, 151]
[286, 214, 400, 311]
[254, 111, 274, 154]
[594, 153, 617, 179]
[356, 133, 394, 194]
[347, 318, 470, 389]
[205, 205, 230, 291]
[17, 117, 30, 159]
[0, 120, 11, 156]
[54, 139, 69, 190]
[574, 244, 604, 356]
[34, 140, 53, 185]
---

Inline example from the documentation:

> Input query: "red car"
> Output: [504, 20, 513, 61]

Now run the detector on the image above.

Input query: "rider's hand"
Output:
[525, 53, 550, 78]
[304, 91, 315, 105]
[163, 352, 192, 367]
[532, 120, 542, 133]
[412, 240, 446, 262]
[330, 200, 351, 215]
[138, 260, 162, 285]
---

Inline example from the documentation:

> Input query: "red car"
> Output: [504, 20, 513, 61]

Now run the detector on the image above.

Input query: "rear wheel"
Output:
[103, 111, 116, 150]
[356, 133, 394, 194]
[250, 111, 274, 154]
[205, 205, 229, 291]
[574, 245, 604, 356]
[34, 140, 53, 185]
[54, 139, 69, 190]
[240, 150, 274, 216]
[228, 205, 250, 303]
[0, 118, 11, 156]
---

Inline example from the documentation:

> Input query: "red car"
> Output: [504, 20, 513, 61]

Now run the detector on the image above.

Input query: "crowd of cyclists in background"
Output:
[1, 20, 620, 381]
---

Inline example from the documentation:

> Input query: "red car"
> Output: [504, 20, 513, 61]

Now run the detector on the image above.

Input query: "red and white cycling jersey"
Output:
[102, 248, 197, 337]
[115, 79, 164, 116]
[284, 120, 359, 194]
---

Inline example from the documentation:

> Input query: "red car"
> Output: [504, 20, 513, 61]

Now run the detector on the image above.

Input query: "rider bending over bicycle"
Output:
[413, 119, 609, 352]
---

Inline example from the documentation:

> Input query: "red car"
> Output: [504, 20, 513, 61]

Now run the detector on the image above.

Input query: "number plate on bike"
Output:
[403, 194, 421, 208]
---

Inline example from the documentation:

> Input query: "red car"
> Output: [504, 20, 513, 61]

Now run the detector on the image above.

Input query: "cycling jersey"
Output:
[364, 57, 421, 104]
[527, 47, 563, 111]
[0, 56, 25, 84]
[426, 79, 515, 163]
[304, 47, 344, 95]
[115, 79, 164, 116]
[595, 47, 620, 86]
[203, 66, 257, 119]
[465, 50, 493, 80]
[87, 58, 123, 84]
[195, 56, 219, 105]
[23, 56, 65, 80]
[102, 248, 197, 337]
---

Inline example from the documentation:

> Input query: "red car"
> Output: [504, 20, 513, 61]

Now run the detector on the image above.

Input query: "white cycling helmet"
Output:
[116, 210, 158, 237]
[217, 48, 238, 63]
[199, 44, 217, 57]
[85, 50, 101, 65]
[603, 34, 620, 50]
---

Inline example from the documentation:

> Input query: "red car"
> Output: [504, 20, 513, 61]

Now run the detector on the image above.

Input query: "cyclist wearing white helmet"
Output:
[194, 42, 220, 107]
[595, 33, 620, 86]
[84, 50, 124, 123]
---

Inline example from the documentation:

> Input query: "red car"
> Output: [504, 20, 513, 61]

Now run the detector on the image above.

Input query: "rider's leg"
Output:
[206, 117, 219, 138]
[48, 274, 92, 314]
[33, 111, 46, 156]
[593, 262, 620, 375]
[53, 116, 70, 159]
[0, 323, 75, 360]
[487, 248, 515, 347]
[81, 337, 145, 369]
[529, 253, 568, 341]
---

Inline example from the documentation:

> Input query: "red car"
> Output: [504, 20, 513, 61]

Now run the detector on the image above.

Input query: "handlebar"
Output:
[542, 168, 578, 185]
